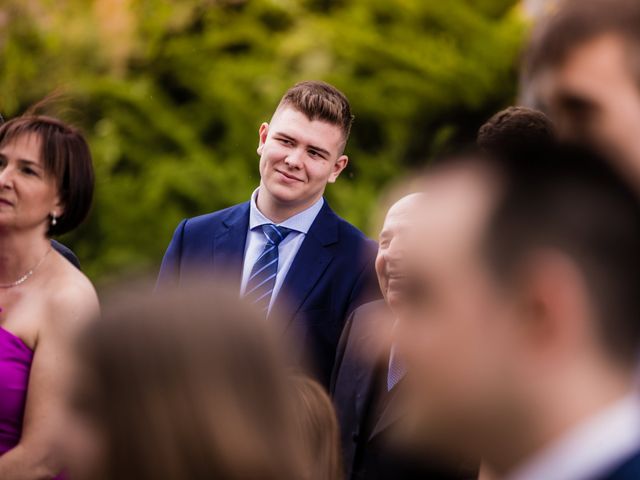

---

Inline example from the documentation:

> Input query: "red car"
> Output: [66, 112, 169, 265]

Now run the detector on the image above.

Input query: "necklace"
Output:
[0, 248, 52, 289]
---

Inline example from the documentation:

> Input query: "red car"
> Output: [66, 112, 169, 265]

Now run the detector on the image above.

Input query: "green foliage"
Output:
[0, 0, 526, 283]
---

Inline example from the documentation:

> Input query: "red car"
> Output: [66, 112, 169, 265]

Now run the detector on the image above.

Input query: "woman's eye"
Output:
[22, 168, 37, 176]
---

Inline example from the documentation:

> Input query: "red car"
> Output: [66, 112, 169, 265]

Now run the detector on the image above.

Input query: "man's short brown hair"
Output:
[276, 81, 354, 142]
[524, 0, 640, 82]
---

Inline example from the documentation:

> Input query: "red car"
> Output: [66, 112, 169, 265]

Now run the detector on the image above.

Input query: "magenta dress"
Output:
[0, 326, 65, 478]
[0, 326, 33, 457]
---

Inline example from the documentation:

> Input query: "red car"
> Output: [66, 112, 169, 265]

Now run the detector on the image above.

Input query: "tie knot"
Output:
[262, 224, 292, 246]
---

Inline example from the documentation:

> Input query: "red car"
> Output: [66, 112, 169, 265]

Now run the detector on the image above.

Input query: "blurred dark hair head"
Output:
[483, 144, 640, 366]
[277, 81, 354, 141]
[72, 281, 303, 480]
[0, 113, 94, 236]
[477, 106, 556, 161]
[290, 375, 343, 480]
[524, 0, 640, 83]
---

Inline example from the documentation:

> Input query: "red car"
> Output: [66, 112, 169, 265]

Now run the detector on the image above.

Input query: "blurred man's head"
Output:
[375, 193, 423, 315]
[477, 106, 555, 160]
[257, 81, 353, 213]
[524, 0, 640, 187]
[398, 146, 640, 471]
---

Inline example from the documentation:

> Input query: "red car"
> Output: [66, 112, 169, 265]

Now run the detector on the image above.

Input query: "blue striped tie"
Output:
[387, 346, 406, 391]
[244, 224, 292, 313]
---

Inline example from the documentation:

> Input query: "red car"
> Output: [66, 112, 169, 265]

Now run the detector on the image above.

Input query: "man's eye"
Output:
[278, 138, 293, 146]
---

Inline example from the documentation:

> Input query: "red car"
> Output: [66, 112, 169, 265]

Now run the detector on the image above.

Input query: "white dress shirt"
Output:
[506, 391, 640, 480]
[240, 188, 324, 313]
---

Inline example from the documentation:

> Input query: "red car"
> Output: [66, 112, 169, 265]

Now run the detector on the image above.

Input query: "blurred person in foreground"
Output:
[397, 143, 640, 480]
[62, 283, 304, 480]
[331, 105, 553, 480]
[523, 0, 640, 189]
[290, 374, 344, 480]
[331, 192, 473, 480]
[157, 81, 379, 387]
[0, 114, 98, 478]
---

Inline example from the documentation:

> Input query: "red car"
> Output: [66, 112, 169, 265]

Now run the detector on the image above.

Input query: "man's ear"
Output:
[328, 155, 349, 183]
[517, 250, 590, 358]
[257, 122, 269, 156]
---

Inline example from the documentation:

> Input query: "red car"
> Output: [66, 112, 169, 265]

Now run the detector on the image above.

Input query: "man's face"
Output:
[375, 194, 422, 316]
[534, 34, 640, 187]
[257, 107, 348, 209]
[396, 168, 523, 455]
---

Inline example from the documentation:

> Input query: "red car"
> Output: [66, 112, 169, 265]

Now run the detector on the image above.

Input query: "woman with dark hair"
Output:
[61, 283, 303, 480]
[0, 115, 98, 478]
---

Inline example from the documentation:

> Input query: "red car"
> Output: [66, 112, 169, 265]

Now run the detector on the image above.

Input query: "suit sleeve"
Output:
[156, 219, 187, 291]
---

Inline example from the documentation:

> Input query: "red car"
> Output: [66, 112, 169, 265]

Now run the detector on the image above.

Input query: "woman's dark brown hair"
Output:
[73, 282, 304, 480]
[290, 375, 344, 480]
[0, 114, 94, 235]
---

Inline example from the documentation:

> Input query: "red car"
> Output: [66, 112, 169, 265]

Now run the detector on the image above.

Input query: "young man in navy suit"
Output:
[397, 145, 640, 480]
[157, 81, 379, 386]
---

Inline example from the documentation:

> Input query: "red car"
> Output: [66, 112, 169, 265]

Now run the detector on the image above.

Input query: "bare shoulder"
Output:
[41, 252, 100, 337]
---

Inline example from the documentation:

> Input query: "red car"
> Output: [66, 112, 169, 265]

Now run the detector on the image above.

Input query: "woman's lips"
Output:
[0, 198, 13, 206]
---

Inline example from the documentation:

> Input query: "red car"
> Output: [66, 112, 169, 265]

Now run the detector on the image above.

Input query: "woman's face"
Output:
[0, 133, 61, 234]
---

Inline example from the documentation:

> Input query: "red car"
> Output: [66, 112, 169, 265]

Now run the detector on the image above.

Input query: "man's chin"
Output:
[386, 291, 407, 312]
[263, 182, 304, 203]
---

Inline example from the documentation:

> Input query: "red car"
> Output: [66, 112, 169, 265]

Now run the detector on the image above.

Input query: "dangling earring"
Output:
[51, 214, 57, 227]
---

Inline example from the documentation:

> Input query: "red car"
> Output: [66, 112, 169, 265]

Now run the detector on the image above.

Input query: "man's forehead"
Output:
[383, 194, 424, 226]
[270, 107, 344, 146]
[535, 34, 630, 96]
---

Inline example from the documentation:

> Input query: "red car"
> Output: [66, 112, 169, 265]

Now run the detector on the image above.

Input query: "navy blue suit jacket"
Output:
[157, 200, 380, 386]
[599, 450, 640, 480]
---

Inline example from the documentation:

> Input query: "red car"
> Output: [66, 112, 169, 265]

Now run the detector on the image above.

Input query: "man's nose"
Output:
[284, 149, 304, 169]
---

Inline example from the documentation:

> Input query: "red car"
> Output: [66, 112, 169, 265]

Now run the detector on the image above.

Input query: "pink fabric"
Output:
[0, 327, 66, 478]
[0, 326, 33, 457]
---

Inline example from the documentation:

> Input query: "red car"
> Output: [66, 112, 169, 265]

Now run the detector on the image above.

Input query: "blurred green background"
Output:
[0, 0, 527, 284]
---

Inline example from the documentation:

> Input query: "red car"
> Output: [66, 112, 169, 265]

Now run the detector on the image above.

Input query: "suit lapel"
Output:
[368, 381, 405, 441]
[353, 343, 380, 433]
[212, 203, 250, 290]
[270, 202, 338, 325]
[345, 301, 393, 443]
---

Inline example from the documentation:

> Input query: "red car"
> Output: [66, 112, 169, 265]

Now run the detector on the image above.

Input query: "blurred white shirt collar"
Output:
[506, 391, 640, 480]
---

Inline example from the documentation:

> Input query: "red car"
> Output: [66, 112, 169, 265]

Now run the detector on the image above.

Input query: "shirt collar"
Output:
[506, 390, 640, 480]
[249, 188, 324, 234]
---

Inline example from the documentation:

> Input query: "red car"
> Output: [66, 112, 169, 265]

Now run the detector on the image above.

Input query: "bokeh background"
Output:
[1, 0, 534, 285]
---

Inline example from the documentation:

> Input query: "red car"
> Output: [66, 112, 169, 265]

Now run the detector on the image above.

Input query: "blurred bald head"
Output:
[375, 193, 424, 313]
